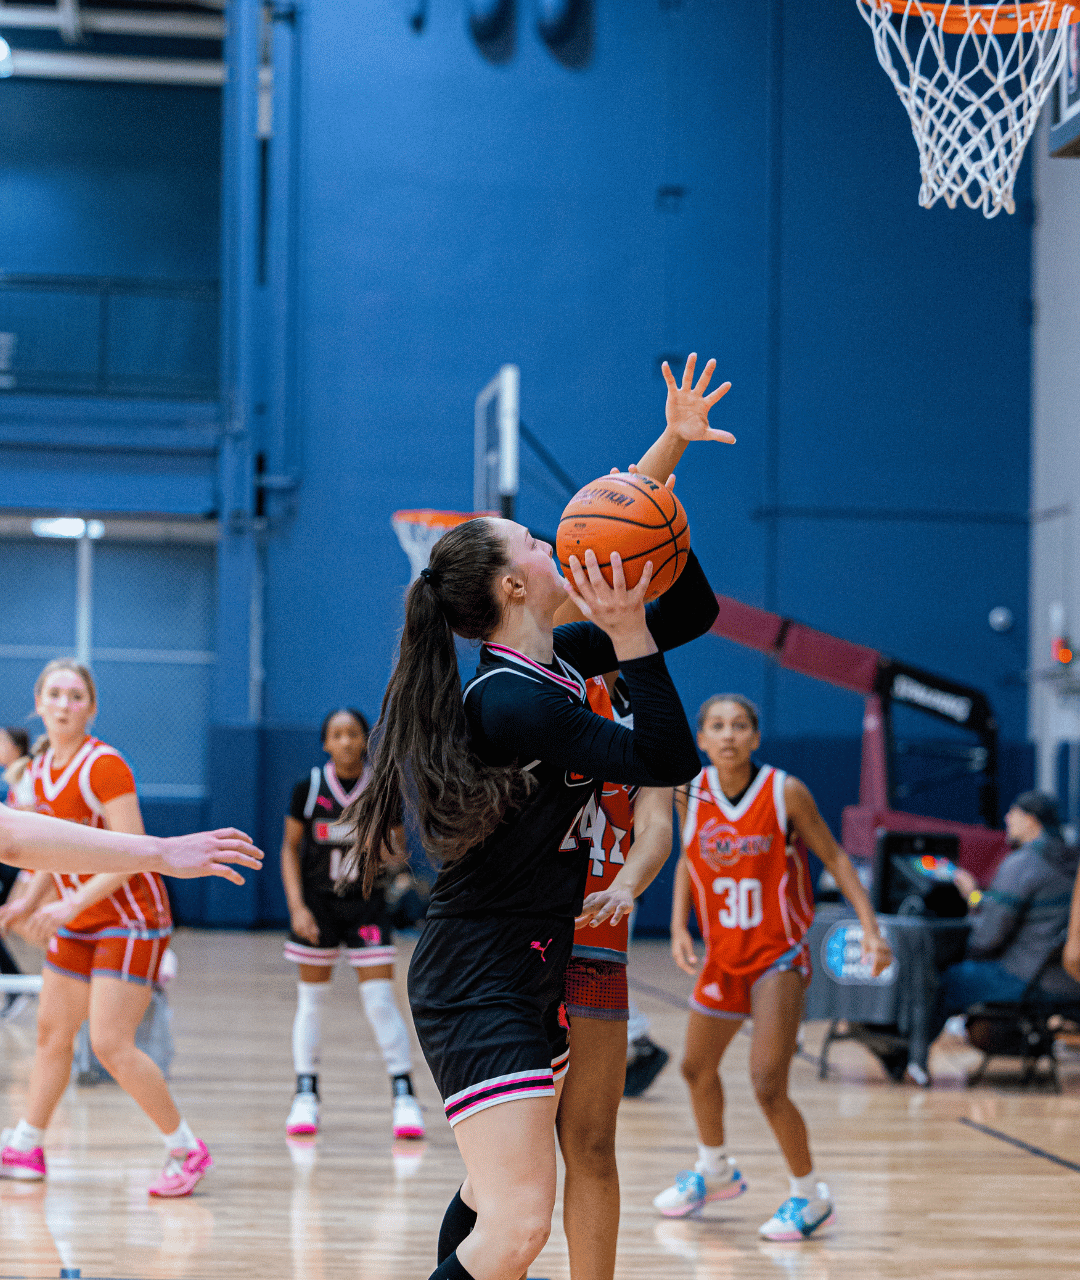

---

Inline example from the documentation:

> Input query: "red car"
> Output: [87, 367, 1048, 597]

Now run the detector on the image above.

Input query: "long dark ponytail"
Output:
[342, 518, 530, 895]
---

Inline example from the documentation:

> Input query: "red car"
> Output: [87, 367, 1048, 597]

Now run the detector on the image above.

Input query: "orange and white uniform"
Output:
[682, 764, 813, 1018]
[563, 676, 636, 1021]
[32, 737, 172, 985]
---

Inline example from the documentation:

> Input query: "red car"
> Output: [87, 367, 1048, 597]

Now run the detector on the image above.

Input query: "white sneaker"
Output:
[392, 1092, 424, 1139]
[286, 1091, 319, 1137]
[653, 1159, 746, 1217]
[759, 1186, 834, 1241]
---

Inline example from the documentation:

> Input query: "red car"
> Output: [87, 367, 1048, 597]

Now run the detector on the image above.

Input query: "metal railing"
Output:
[0, 273, 220, 400]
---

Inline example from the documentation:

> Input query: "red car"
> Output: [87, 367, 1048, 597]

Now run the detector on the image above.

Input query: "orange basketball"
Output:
[556, 472, 690, 603]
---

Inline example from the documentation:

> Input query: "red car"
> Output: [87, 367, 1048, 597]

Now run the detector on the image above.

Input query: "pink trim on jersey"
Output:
[325, 761, 371, 809]
[686, 856, 712, 946]
[484, 643, 585, 699]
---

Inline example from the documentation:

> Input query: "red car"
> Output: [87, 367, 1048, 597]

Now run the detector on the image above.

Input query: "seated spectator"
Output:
[928, 791, 1080, 1058]
[0, 727, 33, 809]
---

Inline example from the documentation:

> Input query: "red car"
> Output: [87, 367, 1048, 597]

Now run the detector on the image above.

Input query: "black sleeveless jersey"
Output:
[288, 762, 372, 898]
[424, 549, 719, 923]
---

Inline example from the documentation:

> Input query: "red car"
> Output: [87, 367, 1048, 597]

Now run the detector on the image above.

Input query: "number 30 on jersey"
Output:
[560, 794, 627, 877]
[712, 876, 763, 930]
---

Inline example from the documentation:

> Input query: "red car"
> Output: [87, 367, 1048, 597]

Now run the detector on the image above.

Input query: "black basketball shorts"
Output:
[407, 914, 572, 1127]
[283, 890, 395, 969]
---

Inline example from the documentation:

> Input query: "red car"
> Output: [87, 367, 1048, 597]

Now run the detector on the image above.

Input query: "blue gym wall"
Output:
[0, 1, 1034, 930]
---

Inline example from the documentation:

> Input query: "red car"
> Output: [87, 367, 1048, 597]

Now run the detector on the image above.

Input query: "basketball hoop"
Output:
[391, 509, 487, 582]
[857, 2, 1079, 217]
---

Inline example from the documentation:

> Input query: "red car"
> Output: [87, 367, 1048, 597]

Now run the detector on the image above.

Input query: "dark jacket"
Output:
[967, 834, 1080, 994]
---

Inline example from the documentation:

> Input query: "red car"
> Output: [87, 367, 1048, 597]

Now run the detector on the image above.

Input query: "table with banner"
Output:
[803, 904, 970, 1078]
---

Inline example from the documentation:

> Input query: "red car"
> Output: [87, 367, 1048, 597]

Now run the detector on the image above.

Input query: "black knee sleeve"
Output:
[428, 1249, 475, 1279]
[437, 1187, 477, 1265]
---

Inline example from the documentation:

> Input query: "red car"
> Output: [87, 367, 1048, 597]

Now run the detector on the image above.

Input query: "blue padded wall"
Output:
[0, 2, 1035, 929]
[264, 0, 1030, 742]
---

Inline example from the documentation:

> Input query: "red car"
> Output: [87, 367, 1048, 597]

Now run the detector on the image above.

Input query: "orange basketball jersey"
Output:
[570, 676, 636, 963]
[32, 737, 171, 933]
[682, 764, 813, 976]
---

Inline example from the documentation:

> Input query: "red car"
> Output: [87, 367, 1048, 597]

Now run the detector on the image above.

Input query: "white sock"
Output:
[359, 978, 412, 1077]
[161, 1119, 197, 1153]
[695, 1143, 727, 1176]
[790, 1171, 820, 1201]
[293, 980, 329, 1074]
[10, 1119, 45, 1152]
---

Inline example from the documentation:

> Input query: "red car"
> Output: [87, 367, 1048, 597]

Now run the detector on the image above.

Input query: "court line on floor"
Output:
[958, 1117, 1080, 1173]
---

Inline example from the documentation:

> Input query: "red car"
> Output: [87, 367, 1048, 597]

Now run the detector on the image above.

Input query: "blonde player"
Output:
[0, 659, 211, 1196]
[654, 694, 892, 1240]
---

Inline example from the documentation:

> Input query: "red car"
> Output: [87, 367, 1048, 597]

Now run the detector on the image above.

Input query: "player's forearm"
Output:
[670, 855, 693, 931]
[609, 832, 670, 901]
[0, 808, 160, 875]
[66, 872, 132, 913]
[609, 790, 674, 899]
[635, 428, 688, 485]
[280, 843, 306, 911]
[828, 851, 884, 939]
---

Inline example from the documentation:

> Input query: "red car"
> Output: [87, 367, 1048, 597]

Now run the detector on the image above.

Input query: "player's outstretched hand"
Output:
[156, 828, 264, 885]
[662, 353, 734, 445]
[671, 925, 699, 975]
[576, 884, 635, 931]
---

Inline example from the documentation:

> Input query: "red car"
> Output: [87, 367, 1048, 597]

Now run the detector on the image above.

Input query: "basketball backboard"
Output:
[474, 363, 519, 519]
[1050, 21, 1080, 154]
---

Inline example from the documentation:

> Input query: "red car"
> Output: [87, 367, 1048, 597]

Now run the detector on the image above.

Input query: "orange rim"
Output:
[391, 509, 490, 528]
[892, 1, 1080, 33]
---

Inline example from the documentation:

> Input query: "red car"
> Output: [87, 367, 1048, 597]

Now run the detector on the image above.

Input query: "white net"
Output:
[857, 2, 1077, 217]
[391, 510, 480, 582]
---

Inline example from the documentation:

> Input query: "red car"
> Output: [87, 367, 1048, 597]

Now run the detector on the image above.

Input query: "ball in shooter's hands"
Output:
[557, 472, 690, 602]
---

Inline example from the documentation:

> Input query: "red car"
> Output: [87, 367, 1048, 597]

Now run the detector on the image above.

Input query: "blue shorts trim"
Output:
[57, 925, 173, 942]
[44, 958, 91, 984]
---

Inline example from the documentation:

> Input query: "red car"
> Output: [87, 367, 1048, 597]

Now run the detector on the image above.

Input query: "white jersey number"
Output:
[559, 794, 627, 877]
[328, 848, 358, 884]
[712, 876, 763, 931]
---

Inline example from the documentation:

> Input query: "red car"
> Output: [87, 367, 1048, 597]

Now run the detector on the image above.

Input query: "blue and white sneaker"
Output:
[653, 1160, 747, 1218]
[758, 1188, 834, 1241]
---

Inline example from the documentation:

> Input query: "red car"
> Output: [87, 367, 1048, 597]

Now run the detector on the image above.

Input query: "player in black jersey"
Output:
[344, 353, 732, 1280]
[280, 708, 423, 1141]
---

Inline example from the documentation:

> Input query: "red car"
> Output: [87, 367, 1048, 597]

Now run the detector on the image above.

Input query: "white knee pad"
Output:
[359, 978, 412, 1077]
[292, 981, 330, 1074]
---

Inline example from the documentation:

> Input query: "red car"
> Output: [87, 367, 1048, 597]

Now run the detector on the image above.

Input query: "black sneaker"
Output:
[623, 1038, 670, 1097]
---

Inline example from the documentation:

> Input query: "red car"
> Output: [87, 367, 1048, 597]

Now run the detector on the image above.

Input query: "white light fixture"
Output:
[31, 517, 104, 539]
[0, 37, 14, 79]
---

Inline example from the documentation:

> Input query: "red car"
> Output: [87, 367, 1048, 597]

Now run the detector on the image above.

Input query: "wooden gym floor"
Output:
[1, 930, 1078, 1280]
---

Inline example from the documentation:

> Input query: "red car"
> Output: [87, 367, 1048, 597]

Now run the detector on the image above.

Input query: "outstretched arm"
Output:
[785, 777, 892, 976]
[670, 851, 699, 975]
[0, 806, 262, 882]
[635, 352, 734, 484]
[554, 351, 733, 633]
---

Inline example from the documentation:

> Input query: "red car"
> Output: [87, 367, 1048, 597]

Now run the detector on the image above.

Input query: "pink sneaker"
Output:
[148, 1139, 212, 1198]
[0, 1134, 46, 1181]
